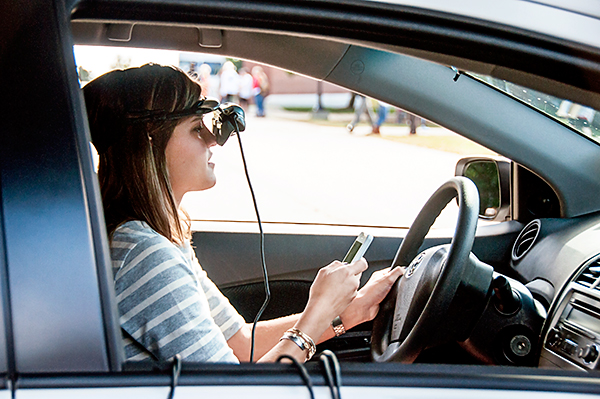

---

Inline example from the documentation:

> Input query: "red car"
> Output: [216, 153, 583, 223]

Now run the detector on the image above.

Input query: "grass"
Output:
[309, 121, 496, 155]
[278, 108, 497, 155]
[382, 134, 497, 155]
[282, 106, 353, 113]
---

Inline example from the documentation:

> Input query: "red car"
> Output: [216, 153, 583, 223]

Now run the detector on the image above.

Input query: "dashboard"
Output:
[507, 213, 600, 370]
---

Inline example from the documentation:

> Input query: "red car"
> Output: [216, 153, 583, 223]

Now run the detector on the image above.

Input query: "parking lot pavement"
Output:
[183, 110, 464, 233]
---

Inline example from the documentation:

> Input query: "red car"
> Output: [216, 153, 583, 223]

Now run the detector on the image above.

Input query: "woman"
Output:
[238, 67, 254, 111]
[251, 66, 269, 117]
[84, 64, 402, 364]
[218, 60, 240, 103]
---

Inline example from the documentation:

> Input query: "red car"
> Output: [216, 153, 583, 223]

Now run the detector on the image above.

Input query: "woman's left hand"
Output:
[339, 266, 404, 329]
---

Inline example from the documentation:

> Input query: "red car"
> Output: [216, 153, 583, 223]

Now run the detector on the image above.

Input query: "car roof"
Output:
[71, 0, 600, 110]
[372, 0, 600, 48]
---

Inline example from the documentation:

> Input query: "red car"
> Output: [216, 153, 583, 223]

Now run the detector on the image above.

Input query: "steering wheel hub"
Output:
[405, 252, 425, 279]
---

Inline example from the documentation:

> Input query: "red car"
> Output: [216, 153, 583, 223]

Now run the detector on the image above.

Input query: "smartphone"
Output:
[342, 232, 373, 263]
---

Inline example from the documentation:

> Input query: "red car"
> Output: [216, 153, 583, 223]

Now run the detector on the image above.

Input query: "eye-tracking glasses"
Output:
[126, 97, 246, 146]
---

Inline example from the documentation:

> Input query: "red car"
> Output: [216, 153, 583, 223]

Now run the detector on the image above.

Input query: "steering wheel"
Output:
[371, 176, 487, 362]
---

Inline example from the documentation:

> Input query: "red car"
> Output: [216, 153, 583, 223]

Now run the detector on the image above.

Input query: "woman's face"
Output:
[165, 116, 217, 205]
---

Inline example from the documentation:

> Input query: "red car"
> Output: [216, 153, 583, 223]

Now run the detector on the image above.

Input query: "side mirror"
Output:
[456, 157, 511, 222]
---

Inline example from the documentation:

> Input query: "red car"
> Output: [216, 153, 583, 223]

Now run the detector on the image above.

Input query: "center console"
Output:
[540, 256, 600, 370]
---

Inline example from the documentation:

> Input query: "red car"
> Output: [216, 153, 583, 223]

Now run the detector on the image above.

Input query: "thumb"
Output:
[384, 267, 404, 285]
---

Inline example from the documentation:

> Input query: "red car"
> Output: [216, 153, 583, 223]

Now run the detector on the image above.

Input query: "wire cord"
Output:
[167, 354, 182, 399]
[233, 122, 271, 363]
[320, 350, 342, 399]
[277, 355, 315, 399]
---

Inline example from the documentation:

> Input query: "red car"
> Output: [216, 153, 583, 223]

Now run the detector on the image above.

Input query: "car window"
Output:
[470, 73, 600, 140]
[75, 45, 499, 235]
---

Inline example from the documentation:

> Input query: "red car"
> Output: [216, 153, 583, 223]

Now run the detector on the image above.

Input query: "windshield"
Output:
[470, 73, 600, 141]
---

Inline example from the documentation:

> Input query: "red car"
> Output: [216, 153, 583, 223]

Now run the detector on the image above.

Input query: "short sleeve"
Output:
[190, 253, 246, 340]
[113, 231, 239, 363]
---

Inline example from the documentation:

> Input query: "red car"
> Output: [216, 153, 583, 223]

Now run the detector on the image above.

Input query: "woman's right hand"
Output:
[296, 259, 368, 337]
[256, 259, 367, 363]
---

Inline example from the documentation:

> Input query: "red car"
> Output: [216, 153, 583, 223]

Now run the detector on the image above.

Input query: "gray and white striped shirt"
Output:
[111, 221, 244, 363]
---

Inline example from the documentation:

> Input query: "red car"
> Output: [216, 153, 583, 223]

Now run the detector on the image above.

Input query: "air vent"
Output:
[512, 219, 541, 261]
[575, 256, 600, 289]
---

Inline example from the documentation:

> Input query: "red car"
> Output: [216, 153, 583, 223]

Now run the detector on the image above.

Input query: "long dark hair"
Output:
[84, 64, 202, 243]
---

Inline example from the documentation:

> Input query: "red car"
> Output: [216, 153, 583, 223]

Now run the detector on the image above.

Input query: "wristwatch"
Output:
[331, 316, 346, 337]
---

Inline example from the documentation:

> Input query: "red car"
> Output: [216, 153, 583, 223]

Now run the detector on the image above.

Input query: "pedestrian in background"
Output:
[371, 101, 389, 135]
[187, 62, 198, 80]
[238, 67, 254, 112]
[346, 95, 374, 133]
[219, 61, 240, 103]
[407, 112, 419, 135]
[198, 63, 213, 98]
[252, 66, 270, 117]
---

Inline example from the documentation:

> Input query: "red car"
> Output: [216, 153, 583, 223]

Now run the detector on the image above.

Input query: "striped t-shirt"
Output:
[110, 220, 245, 363]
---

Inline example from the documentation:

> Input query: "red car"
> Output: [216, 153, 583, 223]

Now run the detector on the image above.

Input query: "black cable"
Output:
[233, 121, 271, 363]
[277, 355, 315, 399]
[319, 350, 342, 399]
[167, 354, 182, 399]
[234, 113, 332, 399]
[321, 356, 337, 399]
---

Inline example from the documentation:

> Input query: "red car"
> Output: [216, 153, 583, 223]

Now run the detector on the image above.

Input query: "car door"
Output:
[4, 0, 600, 397]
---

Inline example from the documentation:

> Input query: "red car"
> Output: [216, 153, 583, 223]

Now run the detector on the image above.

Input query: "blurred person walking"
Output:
[407, 112, 419, 135]
[219, 61, 240, 103]
[371, 101, 389, 134]
[198, 63, 213, 98]
[396, 109, 420, 135]
[187, 62, 198, 80]
[252, 66, 270, 117]
[238, 67, 254, 112]
[346, 95, 374, 133]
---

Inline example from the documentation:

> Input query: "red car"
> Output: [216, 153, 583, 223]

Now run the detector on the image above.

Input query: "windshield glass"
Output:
[470, 73, 600, 141]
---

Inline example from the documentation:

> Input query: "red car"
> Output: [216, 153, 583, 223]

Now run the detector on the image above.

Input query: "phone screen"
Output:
[342, 232, 373, 263]
[343, 240, 364, 263]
